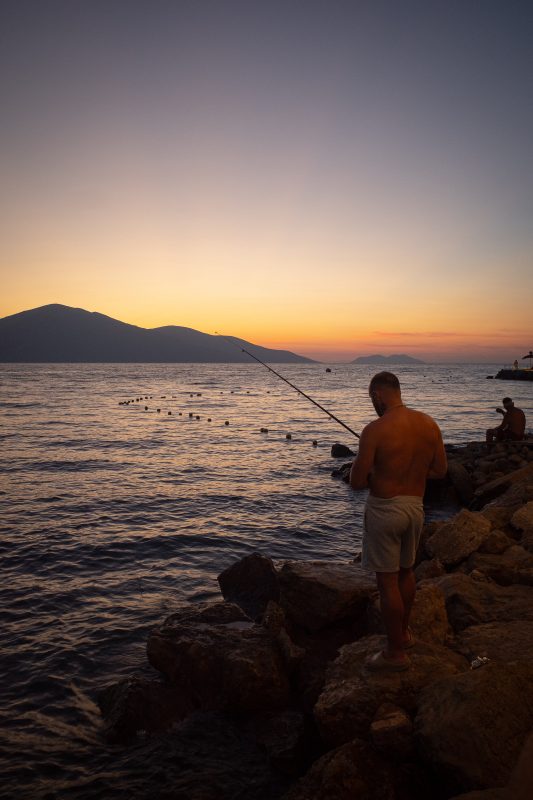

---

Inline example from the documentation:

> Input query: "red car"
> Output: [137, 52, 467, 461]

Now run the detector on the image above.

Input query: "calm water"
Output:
[1, 362, 532, 799]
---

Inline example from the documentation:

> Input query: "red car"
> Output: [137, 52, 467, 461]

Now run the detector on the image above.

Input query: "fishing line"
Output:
[215, 333, 360, 439]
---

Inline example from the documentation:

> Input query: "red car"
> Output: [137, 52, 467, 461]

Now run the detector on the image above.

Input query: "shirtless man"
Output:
[486, 397, 526, 444]
[350, 372, 447, 671]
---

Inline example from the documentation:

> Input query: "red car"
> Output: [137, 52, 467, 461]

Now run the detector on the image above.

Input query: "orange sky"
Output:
[1, 2, 531, 363]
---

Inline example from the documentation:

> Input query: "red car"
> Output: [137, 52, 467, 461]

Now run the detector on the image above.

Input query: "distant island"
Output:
[351, 354, 425, 365]
[0, 304, 315, 364]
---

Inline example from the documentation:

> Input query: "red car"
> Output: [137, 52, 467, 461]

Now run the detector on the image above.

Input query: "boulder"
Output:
[314, 634, 466, 748]
[370, 702, 414, 758]
[511, 502, 533, 552]
[367, 582, 451, 645]
[471, 463, 533, 510]
[480, 482, 533, 531]
[432, 573, 533, 632]
[477, 530, 515, 554]
[447, 460, 474, 505]
[278, 561, 376, 633]
[415, 661, 533, 791]
[425, 510, 491, 566]
[262, 600, 305, 674]
[217, 552, 280, 621]
[243, 710, 312, 778]
[454, 619, 533, 663]
[409, 582, 452, 645]
[282, 738, 395, 800]
[415, 557, 446, 581]
[331, 442, 355, 458]
[462, 546, 533, 586]
[98, 677, 194, 742]
[147, 601, 290, 713]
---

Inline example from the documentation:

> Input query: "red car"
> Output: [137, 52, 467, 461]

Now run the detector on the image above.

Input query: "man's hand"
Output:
[496, 407, 504, 414]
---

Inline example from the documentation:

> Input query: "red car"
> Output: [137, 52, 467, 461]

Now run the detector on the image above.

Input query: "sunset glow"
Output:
[1, 1, 531, 362]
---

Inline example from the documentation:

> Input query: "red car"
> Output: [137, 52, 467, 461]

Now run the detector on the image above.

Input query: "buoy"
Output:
[286, 433, 292, 440]
[260, 427, 269, 433]
[190, 393, 193, 397]
[196, 415, 200, 420]
[197, 393, 202, 396]
[326, 368, 331, 373]
[207, 418, 212, 422]
[225, 420, 229, 425]
[179, 412, 182, 416]
[145, 406, 148, 410]
[168, 411, 172, 415]
[189, 412, 194, 418]
[157, 409, 161, 413]
[312, 440, 318, 447]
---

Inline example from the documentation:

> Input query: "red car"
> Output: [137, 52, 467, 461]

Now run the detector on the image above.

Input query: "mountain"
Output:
[351, 354, 425, 365]
[0, 304, 315, 363]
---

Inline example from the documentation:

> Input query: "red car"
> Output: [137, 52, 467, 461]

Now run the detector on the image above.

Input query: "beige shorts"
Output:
[362, 494, 424, 573]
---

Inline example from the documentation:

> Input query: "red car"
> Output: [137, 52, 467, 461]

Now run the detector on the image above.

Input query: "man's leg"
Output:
[375, 571, 408, 661]
[398, 566, 416, 639]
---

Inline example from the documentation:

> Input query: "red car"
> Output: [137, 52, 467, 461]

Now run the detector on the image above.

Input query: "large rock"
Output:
[98, 677, 194, 742]
[147, 601, 290, 713]
[447, 459, 474, 505]
[480, 480, 533, 531]
[425, 510, 491, 566]
[331, 442, 355, 458]
[278, 561, 376, 633]
[217, 552, 280, 621]
[282, 738, 395, 800]
[477, 529, 515, 554]
[415, 661, 533, 791]
[472, 463, 533, 510]
[415, 557, 446, 581]
[367, 582, 451, 646]
[314, 634, 466, 748]
[454, 620, 533, 663]
[243, 710, 312, 778]
[511, 502, 533, 552]
[370, 702, 414, 758]
[432, 573, 533, 632]
[462, 546, 533, 586]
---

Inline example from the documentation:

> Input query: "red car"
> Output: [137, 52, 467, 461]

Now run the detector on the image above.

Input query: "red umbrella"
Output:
[522, 351, 533, 368]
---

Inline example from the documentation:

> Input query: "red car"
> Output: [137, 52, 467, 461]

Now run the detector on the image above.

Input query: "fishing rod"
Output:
[215, 332, 360, 439]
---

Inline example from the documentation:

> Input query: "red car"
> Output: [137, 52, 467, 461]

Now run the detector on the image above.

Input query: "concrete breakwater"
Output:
[99, 449, 533, 800]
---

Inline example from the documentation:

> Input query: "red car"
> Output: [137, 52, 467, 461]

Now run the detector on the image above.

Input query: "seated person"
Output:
[486, 397, 526, 443]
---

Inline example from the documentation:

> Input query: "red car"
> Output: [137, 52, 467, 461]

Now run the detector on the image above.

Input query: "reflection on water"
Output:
[0, 362, 531, 797]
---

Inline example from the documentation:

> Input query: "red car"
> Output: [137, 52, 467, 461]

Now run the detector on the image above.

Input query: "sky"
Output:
[1, 0, 532, 362]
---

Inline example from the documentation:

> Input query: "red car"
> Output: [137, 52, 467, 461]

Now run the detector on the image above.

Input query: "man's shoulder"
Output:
[408, 407, 438, 426]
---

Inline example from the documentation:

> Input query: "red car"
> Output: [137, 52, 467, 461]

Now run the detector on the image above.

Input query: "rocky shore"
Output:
[99, 441, 533, 800]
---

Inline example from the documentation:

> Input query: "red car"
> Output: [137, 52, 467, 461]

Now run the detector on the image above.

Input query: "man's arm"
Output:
[349, 425, 376, 490]
[427, 425, 448, 480]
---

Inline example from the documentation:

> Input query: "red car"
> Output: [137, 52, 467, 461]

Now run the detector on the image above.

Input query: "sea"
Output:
[1, 362, 532, 799]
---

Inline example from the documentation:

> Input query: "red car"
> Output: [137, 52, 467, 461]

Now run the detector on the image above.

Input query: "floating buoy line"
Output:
[116, 392, 341, 448]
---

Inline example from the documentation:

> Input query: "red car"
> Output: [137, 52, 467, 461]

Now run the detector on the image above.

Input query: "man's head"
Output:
[503, 397, 514, 410]
[369, 371, 401, 417]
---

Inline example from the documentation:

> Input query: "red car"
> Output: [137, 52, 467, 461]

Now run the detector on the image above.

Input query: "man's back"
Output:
[365, 407, 446, 498]
[505, 407, 526, 438]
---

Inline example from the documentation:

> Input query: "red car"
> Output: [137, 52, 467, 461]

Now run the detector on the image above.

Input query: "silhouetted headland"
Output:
[0, 304, 316, 363]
